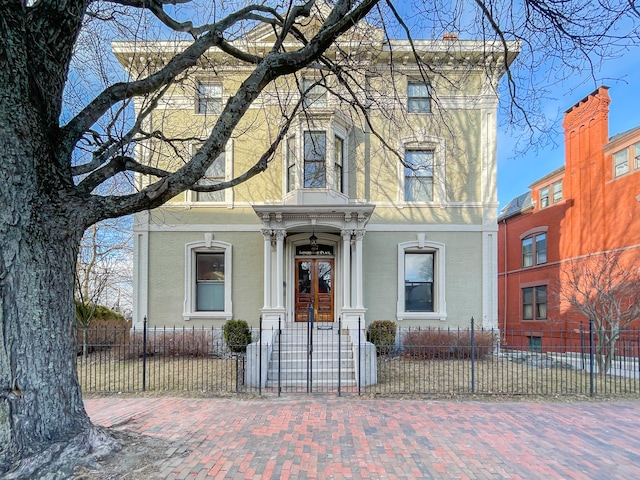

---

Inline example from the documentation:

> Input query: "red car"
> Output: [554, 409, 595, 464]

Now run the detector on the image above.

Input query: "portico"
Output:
[254, 204, 375, 331]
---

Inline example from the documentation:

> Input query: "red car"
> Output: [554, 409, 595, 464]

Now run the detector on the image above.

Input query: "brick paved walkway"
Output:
[84, 397, 640, 479]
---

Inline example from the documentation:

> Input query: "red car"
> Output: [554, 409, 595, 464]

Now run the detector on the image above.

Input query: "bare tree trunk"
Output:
[0, 213, 112, 475]
[0, 35, 116, 468]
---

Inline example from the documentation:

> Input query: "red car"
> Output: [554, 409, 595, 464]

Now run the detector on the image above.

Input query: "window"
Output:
[535, 233, 547, 264]
[184, 241, 232, 320]
[539, 186, 549, 208]
[522, 285, 547, 320]
[303, 131, 327, 188]
[614, 150, 628, 177]
[197, 82, 222, 114]
[404, 150, 433, 202]
[195, 151, 225, 202]
[522, 237, 533, 267]
[397, 241, 446, 321]
[287, 136, 296, 193]
[404, 253, 434, 312]
[302, 77, 327, 108]
[334, 136, 344, 193]
[552, 180, 563, 203]
[527, 336, 542, 352]
[635, 143, 640, 169]
[285, 128, 347, 194]
[407, 81, 431, 113]
[196, 253, 225, 311]
[522, 233, 546, 267]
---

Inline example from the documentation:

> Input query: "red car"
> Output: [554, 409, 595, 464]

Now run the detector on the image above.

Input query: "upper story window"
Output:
[404, 150, 433, 202]
[539, 186, 549, 208]
[522, 232, 547, 267]
[283, 115, 349, 201]
[285, 127, 346, 196]
[552, 180, 563, 203]
[286, 136, 296, 193]
[539, 180, 562, 209]
[195, 151, 225, 202]
[334, 136, 344, 193]
[407, 81, 431, 113]
[635, 143, 640, 169]
[614, 149, 629, 177]
[197, 82, 222, 114]
[304, 131, 327, 188]
[302, 77, 327, 108]
[190, 143, 227, 202]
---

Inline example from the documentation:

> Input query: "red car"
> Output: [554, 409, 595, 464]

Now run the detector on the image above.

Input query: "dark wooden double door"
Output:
[295, 258, 334, 322]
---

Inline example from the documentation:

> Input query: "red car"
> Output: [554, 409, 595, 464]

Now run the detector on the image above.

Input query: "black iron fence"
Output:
[77, 318, 640, 398]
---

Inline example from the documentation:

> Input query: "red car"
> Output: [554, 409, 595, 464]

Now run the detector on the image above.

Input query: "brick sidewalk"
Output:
[85, 397, 640, 479]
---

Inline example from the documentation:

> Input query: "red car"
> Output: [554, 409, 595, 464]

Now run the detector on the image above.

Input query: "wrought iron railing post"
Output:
[308, 302, 314, 393]
[589, 318, 595, 397]
[142, 316, 147, 392]
[580, 322, 585, 371]
[471, 317, 475, 394]
[358, 317, 362, 396]
[259, 315, 262, 396]
[338, 316, 342, 397]
[278, 316, 282, 396]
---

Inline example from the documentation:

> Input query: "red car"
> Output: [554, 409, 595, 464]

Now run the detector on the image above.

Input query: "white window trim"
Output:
[188, 140, 234, 204]
[398, 135, 446, 205]
[195, 81, 223, 115]
[283, 120, 349, 196]
[407, 80, 432, 114]
[183, 240, 233, 320]
[614, 149, 629, 177]
[302, 77, 328, 108]
[397, 240, 447, 321]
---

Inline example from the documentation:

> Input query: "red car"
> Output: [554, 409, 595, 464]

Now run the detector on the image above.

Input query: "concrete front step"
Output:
[265, 380, 357, 387]
[266, 325, 357, 387]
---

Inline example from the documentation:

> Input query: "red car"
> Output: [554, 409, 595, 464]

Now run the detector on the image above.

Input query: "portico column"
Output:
[341, 230, 352, 309]
[261, 229, 273, 309]
[275, 229, 286, 309]
[354, 230, 365, 308]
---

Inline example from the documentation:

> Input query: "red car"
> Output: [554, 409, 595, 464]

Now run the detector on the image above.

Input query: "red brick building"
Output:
[498, 86, 640, 350]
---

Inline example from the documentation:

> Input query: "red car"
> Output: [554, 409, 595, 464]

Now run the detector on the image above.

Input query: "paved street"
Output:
[84, 396, 640, 479]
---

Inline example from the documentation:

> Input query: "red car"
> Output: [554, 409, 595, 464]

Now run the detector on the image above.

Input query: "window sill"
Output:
[397, 311, 447, 322]
[183, 312, 233, 321]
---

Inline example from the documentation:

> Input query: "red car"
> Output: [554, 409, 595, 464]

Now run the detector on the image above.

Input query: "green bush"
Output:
[223, 320, 252, 353]
[367, 320, 397, 355]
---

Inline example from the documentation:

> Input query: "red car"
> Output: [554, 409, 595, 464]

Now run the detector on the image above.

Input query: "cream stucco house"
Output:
[113, 20, 518, 337]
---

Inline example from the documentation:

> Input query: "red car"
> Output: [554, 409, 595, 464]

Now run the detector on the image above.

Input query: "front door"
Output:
[295, 258, 334, 322]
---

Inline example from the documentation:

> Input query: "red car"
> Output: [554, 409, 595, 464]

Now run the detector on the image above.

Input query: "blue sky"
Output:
[496, 52, 640, 210]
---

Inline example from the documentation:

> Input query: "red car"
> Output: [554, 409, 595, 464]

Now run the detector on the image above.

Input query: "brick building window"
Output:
[614, 150, 629, 177]
[522, 285, 547, 320]
[552, 180, 563, 203]
[539, 186, 549, 208]
[522, 233, 547, 267]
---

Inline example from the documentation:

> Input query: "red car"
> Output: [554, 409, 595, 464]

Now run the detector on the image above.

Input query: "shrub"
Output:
[402, 328, 495, 359]
[367, 320, 397, 355]
[125, 327, 225, 359]
[76, 304, 129, 355]
[223, 320, 252, 353]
